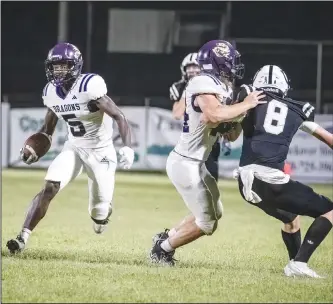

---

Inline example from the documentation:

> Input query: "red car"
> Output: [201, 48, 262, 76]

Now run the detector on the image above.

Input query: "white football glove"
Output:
[20, 145, 38, 165]
[118, 146, 134, 170]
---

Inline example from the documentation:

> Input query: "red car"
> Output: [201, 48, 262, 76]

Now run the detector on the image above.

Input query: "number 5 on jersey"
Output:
[62, 114, 86, 137]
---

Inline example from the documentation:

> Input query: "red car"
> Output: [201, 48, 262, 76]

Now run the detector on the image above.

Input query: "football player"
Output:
[149, 40, 265, 266]
[7, 42, 135, 253]
[234, 65, 333, 278]
[170, 52, 231, 181]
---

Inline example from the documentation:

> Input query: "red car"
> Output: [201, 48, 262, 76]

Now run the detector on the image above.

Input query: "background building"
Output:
[2, 1, 333, 112]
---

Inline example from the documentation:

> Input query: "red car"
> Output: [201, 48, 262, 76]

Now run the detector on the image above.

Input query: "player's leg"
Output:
[279, 181, 333, 278]
[281, 215, 301, 260]
[150, 152, 223, 265]
[83, 145, 117, 234]
[152, 214, 195, 245]
[238, 178, 302, 261]
[154, 141, 220, 242]
[6, 143, 83, 253]
[204, 140, 220, 181]
[255, 179, 333, 278]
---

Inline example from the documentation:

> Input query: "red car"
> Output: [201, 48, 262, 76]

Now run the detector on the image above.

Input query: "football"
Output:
[23, 132, 52, 159]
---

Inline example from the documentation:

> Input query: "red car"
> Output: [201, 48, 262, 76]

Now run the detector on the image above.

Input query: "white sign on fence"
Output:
[110, 107, 147, 169]
[7, 106, 333, 183]
[9, 107, 147, 170]
[146, 107, 183, 170]
[2, 102, 10, 168]
[286, 115, 333, 183]
[10, 108, 68, 168]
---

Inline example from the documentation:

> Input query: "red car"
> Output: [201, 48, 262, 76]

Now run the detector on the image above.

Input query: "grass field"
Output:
[1, 169, 332, 303]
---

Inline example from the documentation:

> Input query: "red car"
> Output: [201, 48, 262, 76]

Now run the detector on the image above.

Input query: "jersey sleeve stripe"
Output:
[83, 74, 97, 92]
[43, 83, 50, 96]
[79, 74, 91, 92]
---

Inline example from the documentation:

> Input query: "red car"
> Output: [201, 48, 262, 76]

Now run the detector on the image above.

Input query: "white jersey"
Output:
[42, 73, 114, 149]
[174, 73, 233, 161]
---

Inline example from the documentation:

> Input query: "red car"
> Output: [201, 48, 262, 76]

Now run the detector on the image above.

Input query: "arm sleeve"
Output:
[299, 121, 319, 134]
[169, 83, 180, 101]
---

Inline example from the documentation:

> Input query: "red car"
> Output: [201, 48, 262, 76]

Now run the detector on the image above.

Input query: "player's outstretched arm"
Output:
[300, 122, 333, 148]
[39, 109, 59, 136]
[95, 95, 132, 147]
[198, 91, 266, 124]
[96, 95, 135, 169]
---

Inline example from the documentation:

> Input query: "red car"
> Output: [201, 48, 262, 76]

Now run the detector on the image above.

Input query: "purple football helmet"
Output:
[197, 40, 244, 81]
[45, 42, 83, 86]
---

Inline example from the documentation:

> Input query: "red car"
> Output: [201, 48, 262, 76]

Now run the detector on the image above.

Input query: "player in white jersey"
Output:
[149, 40, 266, 265]
[7, 42, 135, 254]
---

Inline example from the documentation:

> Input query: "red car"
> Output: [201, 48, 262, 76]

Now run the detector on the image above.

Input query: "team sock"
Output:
[294, 216, 332, 263]
[161, 239, 174, 252]
[281, 229, 301, 260]
[20, 228, 31, 243]
[168, 228, 177, 237]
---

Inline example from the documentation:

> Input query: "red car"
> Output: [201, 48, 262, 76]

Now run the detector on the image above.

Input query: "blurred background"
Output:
[1, 1, 333, 183]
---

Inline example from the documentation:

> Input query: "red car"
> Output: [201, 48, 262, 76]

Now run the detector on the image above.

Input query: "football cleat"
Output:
[284, 260, 324, 278]
[93, 218, 109, 234]
[149, 240, 176, 267]
[7, 235, 26, 254]
[152, 228, 170, 245]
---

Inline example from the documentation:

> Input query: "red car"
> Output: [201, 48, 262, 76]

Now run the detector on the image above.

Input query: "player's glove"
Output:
[119, 146, 135, 170]
[20, 146, 38, 165]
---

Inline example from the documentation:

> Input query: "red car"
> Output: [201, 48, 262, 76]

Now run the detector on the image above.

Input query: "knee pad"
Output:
[195, 219, 219, 235]
[195, 200, 224, 235]
[89, 202, 112, 222]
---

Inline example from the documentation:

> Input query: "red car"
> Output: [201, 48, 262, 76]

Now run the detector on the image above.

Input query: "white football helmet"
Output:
[252, 65, 290, 96]
[180, 52, 200, 80]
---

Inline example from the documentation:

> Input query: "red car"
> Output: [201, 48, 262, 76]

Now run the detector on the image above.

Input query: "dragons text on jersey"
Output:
[42, 73, 114, 148]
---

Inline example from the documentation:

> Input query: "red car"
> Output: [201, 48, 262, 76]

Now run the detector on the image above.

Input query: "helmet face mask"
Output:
[185, 64, 200, 80]
[181, 53, 199, 80]
[45, 43, 83, 87]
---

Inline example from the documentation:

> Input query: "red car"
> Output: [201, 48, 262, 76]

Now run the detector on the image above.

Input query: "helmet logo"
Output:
[212, 42, 231, 60]
[51, 54, 62, 60]
[73, 49, 81, 60]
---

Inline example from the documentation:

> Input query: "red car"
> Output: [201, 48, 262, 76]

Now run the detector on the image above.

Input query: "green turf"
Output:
[1, 169, 332, 303]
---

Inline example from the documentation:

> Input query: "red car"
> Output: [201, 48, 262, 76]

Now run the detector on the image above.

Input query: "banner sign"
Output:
[286, 115, 333, 183]
[9, 107, 147, 170]
[110, 107, 147, 169]
[10, 108, 68, 168]
[2, 102, 10, 168]
[7, 106, 333, 183]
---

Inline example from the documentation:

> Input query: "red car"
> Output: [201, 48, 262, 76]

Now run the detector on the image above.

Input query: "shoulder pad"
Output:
[187, 75, 222, 95]
[237, 84, 254, 102]
[79, 74, 107, 100]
